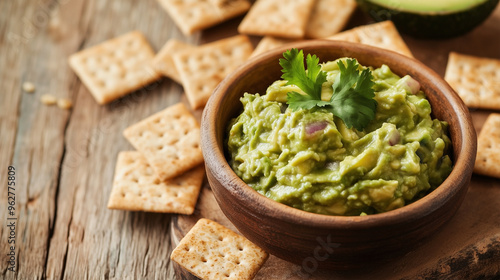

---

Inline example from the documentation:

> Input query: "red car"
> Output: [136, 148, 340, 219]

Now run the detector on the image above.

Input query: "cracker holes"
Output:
[224, 273, 230, 278]
[121, 192, 126, 198]
[201, 85, 211, 93]
[237, 244, 244, 251]
[96, 80, 106, 87]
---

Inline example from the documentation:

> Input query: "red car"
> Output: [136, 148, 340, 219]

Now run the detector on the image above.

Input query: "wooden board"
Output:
[0, 0, 499, 279]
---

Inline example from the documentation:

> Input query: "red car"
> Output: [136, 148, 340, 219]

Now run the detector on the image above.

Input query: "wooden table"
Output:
[1, 1, 499, 279]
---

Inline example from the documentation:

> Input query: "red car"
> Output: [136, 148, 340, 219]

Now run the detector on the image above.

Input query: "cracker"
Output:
[327, 21, 414, 58]
[40, 94, 57, 105]
[152, 39, 194, 84]
[57, 98, 73, 109]
[68, 31, 161, 105]
[250, 36, 296, 58]
[123, 103, 203, 181]
[444, 52, 500, 110]
[157, 0, 251, 35]
[474, 113, 500, 178]
[305, 0, 357, 39]
[238, 0, 316, 39]
[107, 151, 205, 214]
[22, 82, 36, 93]
[173, 35, 253, 110]
[171, 218, 269, 280]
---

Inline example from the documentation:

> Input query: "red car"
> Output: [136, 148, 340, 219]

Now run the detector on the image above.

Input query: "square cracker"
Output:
[157, 0, 251, 35]
[171, 218, 269, 280]
[173, 35, 253, 110]
[474, 113, 500, 178]
[238, 0, 316, 39]
[152, 39, 194, 84]
[123, 103, 203, 181]
[305, 0, 357, 39]
[250, 36, 297, 58]
[107, 151, 205, 214]
[69, 31, 161, 105]
[327, 21, 414, 58]
[444, 52, 500, 110]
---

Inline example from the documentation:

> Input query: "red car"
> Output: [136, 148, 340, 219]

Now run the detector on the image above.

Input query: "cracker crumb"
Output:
[22, 82, 36, 93]
[40, 94, 57, 105]
[57, 98, 73, 109]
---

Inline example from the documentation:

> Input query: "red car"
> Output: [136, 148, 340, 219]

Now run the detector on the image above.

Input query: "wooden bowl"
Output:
[201, 40, 477, 270]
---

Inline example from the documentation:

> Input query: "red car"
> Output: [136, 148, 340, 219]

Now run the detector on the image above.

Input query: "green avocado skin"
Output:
[356, 0, 499, 38]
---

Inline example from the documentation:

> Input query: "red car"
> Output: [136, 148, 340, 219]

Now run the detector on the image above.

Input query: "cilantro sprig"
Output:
[279, 48, 377, 131]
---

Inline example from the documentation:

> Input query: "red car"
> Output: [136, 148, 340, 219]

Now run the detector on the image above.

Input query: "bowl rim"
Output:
[201, 40, 477, 229]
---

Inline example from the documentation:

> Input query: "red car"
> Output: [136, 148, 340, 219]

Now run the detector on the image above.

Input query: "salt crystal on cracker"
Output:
[444, 52, 500, 110]
[157, 0, 251, 35]
[327, 21, 414, 58]
[107, 151, 204, 214]
[152, 39, 194, 84]
[68, 31, 161, 105]
[171, 218, 269, 280]
[474, 113, 500, 179]
[123, 103, 203, 181]
[173, 35, 253, 110]
[305, 0, 357, 39]
[238, 0, 316, 39]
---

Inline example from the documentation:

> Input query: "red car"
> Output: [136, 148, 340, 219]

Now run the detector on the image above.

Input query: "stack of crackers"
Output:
[445, 53, 500, 179]
[107, 102, 205, 215]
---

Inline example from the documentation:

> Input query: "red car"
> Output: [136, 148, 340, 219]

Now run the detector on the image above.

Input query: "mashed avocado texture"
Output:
[227, 59, 453, 216]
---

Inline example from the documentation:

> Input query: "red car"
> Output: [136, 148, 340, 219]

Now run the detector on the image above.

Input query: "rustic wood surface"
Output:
[0, 0, 499, 279]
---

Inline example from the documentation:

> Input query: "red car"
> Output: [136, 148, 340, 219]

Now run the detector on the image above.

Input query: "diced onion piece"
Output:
[389, 130, 400, 146]
[405, 76, 421, 95]
[305, 121, 328, 135]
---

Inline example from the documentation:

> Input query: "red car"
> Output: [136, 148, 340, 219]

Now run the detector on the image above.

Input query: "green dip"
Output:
[227, 59, 453, 216]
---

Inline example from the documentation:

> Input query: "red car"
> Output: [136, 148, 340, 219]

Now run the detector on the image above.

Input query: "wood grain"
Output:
[1, 0, 499, 279]
[0, 0, 199, 279]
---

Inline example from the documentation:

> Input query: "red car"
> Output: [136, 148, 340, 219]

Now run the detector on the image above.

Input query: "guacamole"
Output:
[227, 59, 453, 216]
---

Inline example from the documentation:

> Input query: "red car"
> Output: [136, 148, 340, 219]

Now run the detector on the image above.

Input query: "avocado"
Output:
[356, 0, 500, 38]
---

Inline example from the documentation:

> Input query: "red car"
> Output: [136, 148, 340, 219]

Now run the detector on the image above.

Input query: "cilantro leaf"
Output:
[280, 48, 377, 131]
[279, 49, 327, 107]
[329, 59, 377, 131]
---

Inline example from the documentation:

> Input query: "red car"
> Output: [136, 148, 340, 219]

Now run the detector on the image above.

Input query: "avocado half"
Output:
[356, 0, 499, 38]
